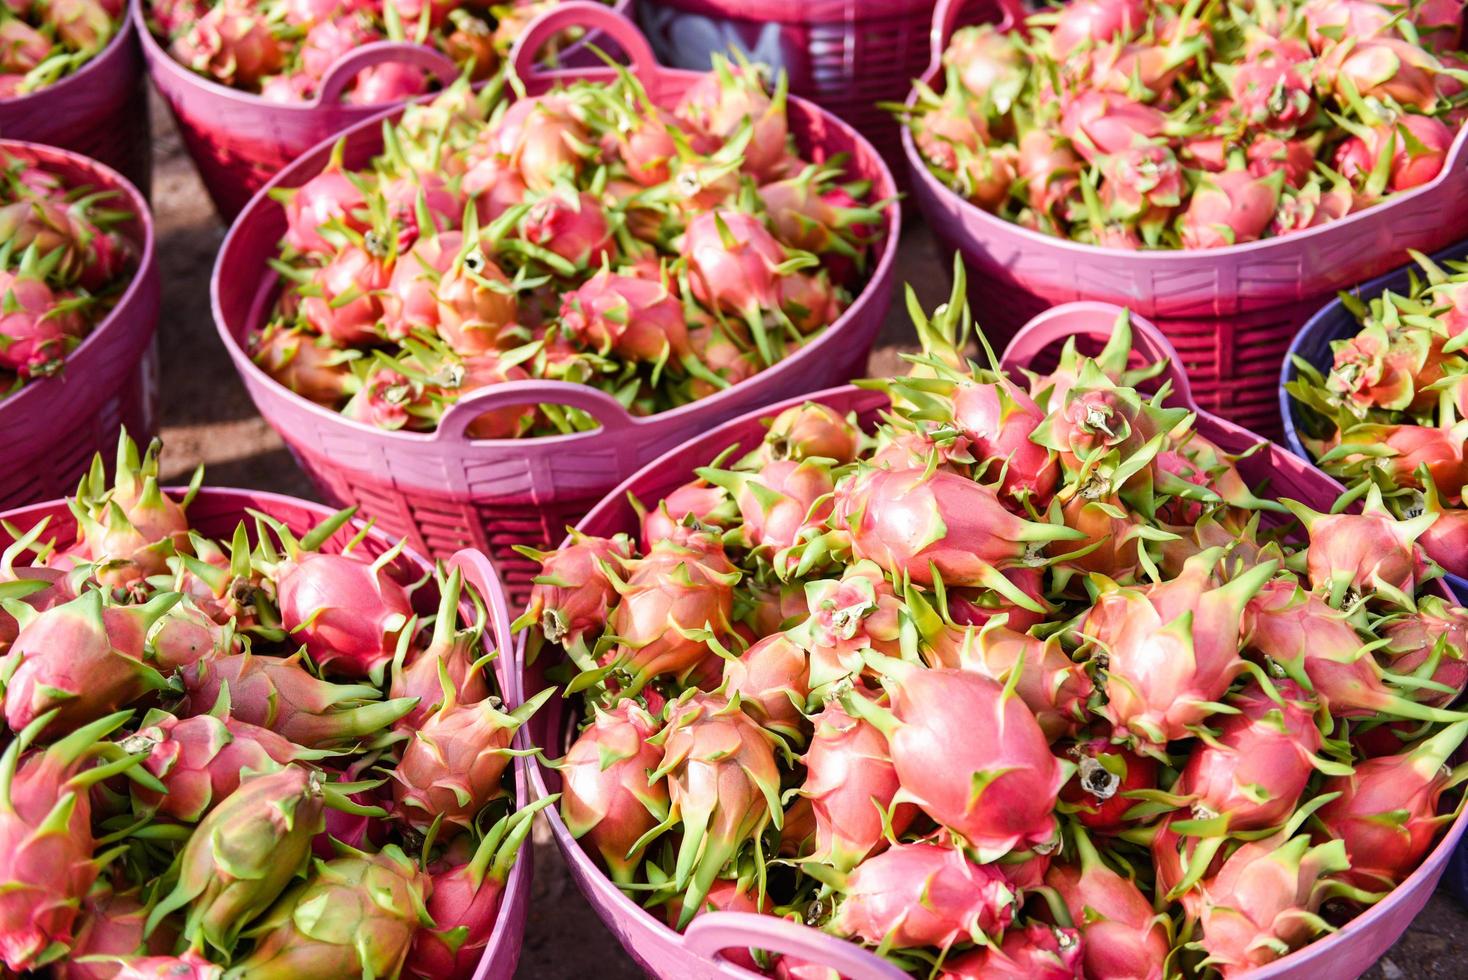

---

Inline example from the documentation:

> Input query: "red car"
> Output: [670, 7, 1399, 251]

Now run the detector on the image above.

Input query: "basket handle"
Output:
[509, 1, 654, 84]
[928, 0, 1028, 76]
[434, 379, 639, 442]
[446, 547, 519, 701]
[313, 41, 462, 106]
[683, 913, 911, 980]
[1000, 301, 1198, 410]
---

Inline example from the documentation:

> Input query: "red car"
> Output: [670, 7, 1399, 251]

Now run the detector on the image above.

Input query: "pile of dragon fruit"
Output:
[0, 433, 550, 976]
[0, 147, 137, 394]
[1289, 250, 1468, 583]
[905, 0, 1468, 249]
[250, 58, 886, 436]
[0, 0, 120, 98]
[521, 271, 1468, 976]
[147, 0, 606, 102]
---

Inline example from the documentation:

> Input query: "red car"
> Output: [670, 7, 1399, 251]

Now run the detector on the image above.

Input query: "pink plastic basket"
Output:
[0, 141, 160, 511]
[210, 2, 899, 609]
[0, 13, 151, 195]
[0, 487, 532, 980]
[521, 303, 1466, 980]
[134, 0, 633, 222]
[903, 0, 1468, 438]
[636, 0, 1006, 171]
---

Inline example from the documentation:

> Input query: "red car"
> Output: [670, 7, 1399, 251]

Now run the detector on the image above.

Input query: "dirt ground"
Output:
[144, 94, 1468, 978]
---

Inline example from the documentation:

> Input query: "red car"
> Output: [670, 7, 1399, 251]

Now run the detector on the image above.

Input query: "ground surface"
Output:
[145, 93, 1468, 979]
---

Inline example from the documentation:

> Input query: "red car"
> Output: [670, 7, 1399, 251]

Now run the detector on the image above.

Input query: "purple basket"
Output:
[904, 0, 1468, 439]
[210, 2, 899, 608]
[134, 0, 634, 222]
[0, 141, 160, 511]
[0, 12, 151, 195]
[523, 302, 1467, 978]
[0, 487, 532, 979]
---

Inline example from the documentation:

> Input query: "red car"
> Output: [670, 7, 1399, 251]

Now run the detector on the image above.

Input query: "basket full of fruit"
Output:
[135, 0, 632, 220]
[0, 432, 545, 978]
[518, 269, 1468, 979]
[211, 2, 898, 604]
[901, 0, 1468, 437]
[0, 140, 160, 510]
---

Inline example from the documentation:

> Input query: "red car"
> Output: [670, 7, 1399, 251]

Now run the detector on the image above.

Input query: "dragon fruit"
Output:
[721, 632, 810, 740]
[1060, 738, 1159, 833]
[677, 55, 790, 180]
[793, 560, 905, 691]
[521, 190, 614, 269]
[514, 532, 634, 649]
[763, 402, 862, 464]
[847, 656, 1068, 859]
[1047, 829, 1170, 980]
[799, 693, 916, 871]
[2, 590, 175, 736]
[169, 0, 283, 89]
[225, 843, 430, 976]
[635, 480, 736, 550]
[700, 458, 835, 553]
[559, 270, 689, 363]
[272, 547, 414, 681]
[938, 923, 1084, 979]
[1317, 721, 1468, 888]
[0, 711, 137, 971]
[952, 379, 1058, 503]
[560, 702, 667, 884]
[826, 841, 1017, 950]
[389, 567, 490, 730]
[95, 954, 222, 980]
[57, 881, 174, 979]
[1381, 595, 1468, 704]
[1283, 487, 1436, 603]
[392, 686, 550, 831]
[146, 765, 325, 954]
[178, 649, 417, 749]
[0, 270, 68, 377]
[650, 694, 783, 926]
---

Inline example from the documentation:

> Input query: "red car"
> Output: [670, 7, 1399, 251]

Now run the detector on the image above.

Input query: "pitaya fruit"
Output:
[683, 209, 793, 366]
[763, 402, 862, 464]
[1046, 828, 1170, 980]
[677, 55, 790, 180]
[790, 560, 904, 691]
[1380, 594, 1468, 706]
[1282, 487, 1436, 603]
[514, 532, 634, 649]
[847, 655, 1069, 860]
[88, 954, 222, 980]
[635, 480, 736, 551]
[1060, 738, 1159, 833]
[0, 270, 67, 378]
[388, 566, 490, 731]
[146, 765, 326, 955]
[520, 190, 614, 269]
[392, 687, 552, 831]
[1179, 164, 1285, 249]
[169, 0, 284, 88]
[270, 544, 414, 681]
[721, 632, 810, 740]
[147, 597, 239, 670]
[300, 243, 390, 345]
[938, 922, 1084, 979]
[649, 694, 783, 926]
[560, 701, 668, 884]
[56, 880, 175, 979]
[559, 270, 689, 363]
[952, 378, 1059, 503]
[825, 841, 1017, 950]
[699, 458, 835, 553]
[799, 692, 916, 871]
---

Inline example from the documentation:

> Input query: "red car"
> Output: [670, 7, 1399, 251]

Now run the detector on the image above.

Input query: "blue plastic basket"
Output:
[1281, 244, 1468, 910]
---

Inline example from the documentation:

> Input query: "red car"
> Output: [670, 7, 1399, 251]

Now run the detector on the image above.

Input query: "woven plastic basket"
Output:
[0, 141, 160, 511]
[0, 487, 532, 979]
[522, 302, 1466, 979]
[903, 0, 1468, 438]
[636, 0, 1018, 171]
[211, 2, 899, 609]
[134, 0, 633, 222]
[0, 12, 151, 195]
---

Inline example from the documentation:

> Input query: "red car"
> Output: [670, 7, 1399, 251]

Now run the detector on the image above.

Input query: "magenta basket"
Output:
[211, 2, 899, 609]
[0, 13, 151, 196]
[635, 0, 1008, 171]
[0, 141, 160, 511]
[134, 0, 632, 222]
[904, 0, 1468, 439]
[522, 302, 1467, 979]
[0, 487, 532, 980]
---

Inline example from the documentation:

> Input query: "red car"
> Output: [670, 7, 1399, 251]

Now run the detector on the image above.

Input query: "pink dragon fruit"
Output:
[1246, 136, 1317, 189]
[250, 324, 354, 406]
[1317, 720, 1468, 888]
[1323, 422, 1467, 494]
[677, 56, 790, 180]
[1047, 829, 1170, 980]
[938, 923, 1085, 979]
[1016, 129, 1082, 216]
[520, 190, 613, 268]
[489, 95, 590, 191]
[1083, 553, 1276, 749]
[763, 402, 862, 464]
[1380, 596, 1468, 706]
[122, 711, 322, 822]
[405, 799, 551, 978]
[392, 687, 551, 831]
[701, 458, 835, 553]
[828, 841, 1017, 950]
[299, 14, 379, 80]
[389, 568, 490, 730]
[1195, 832, 1349, 974]
[273, 548, 414, 681]
[1222, 58, 1312, 129]
[793, 560, 905, 691]
[1059, 738, 1159, 833]
[1320, 37, 1442, 110]
[0, 711, 136, 971]
[1283, 487, 1435, 603]
[635, 479, 735, 550]
[559, 270, 689, 362]
[684, 210, 790, 364]
[947, 566, 1047, 634]
[559, 702, 668, 884]
[514, 531, 633, 648]
[1179, 164, 1285, 249]
[1045, 0, 1147, 58]
[147, 598, 239, 670]
[1175, 679, 1324, 831]
[94, 954, 222, 980]
[1420, 475, 1468, 578]
[56, 881, 175, 980]
[603, 538, 739, 696]
[1302, 0, 1396, 51]
[943, 24, 1026, 108]
[2, 590, 175, 736]
[281, 157, 368, 257]
[758, 171, 885, 259]
[1059, 91, 1169, 165]
[170, 0, 284, 88]
[348, 62, 429, 105]
[721, 632, 810, 740]
[300, 243, 390, 345]
[799, 692, 916, 871]
[833, 466, 1082, 594]
[651, 694, 783, 926]
[146, 765, 327, 955]
[847, 656, 1068, 859]
[178, 649, 417, 749]
[952, 379, 1058, 503]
